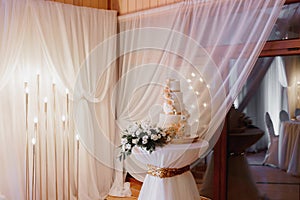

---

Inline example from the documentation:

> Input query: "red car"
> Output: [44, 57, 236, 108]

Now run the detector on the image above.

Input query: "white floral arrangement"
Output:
[119, 120, 172, 161]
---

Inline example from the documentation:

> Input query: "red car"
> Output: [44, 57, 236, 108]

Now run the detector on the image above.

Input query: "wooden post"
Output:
[213, 118, 228, 200]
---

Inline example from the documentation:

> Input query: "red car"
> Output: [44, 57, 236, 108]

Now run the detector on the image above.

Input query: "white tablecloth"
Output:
[132, 139, 209, 200]
[279, 121, 300, 176]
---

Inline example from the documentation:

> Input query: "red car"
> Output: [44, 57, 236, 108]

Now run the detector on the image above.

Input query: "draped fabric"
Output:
[0, 0, 285, 199]
[115, 0, 284, 183]
[0, 1, 117, 199]
[241, 57, 289, 151]
[236, 3, 300, 151]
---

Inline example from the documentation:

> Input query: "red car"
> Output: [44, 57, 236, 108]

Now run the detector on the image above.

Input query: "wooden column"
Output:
[213, 118, 228, 200]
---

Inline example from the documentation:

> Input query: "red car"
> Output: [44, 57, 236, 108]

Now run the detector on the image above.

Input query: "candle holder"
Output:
[76, 134, 80, 200]
[52, 82, 58, 200]
[31, 137, 36, 200]
[44, 97, 48, 200]
[65, 88, 70, 200]
[62, 115, 66, 199]
[24, 84, 29, 200]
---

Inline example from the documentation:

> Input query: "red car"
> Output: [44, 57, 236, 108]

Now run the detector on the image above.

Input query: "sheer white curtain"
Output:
[114, 0, 284, 185]
[243, 57, 288, 151]
[0, 0, 27, 90]
[0, 1, 117, 200]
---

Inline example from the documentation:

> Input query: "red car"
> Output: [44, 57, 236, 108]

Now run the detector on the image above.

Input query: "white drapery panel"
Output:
[0, 0, 26, 90]
[115, 0, 284, 183]
[0, 1, 117, 200]
[242, 57, 288, 151]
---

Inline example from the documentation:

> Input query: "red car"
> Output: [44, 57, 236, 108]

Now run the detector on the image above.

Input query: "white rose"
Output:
[142, 135, 148, 140]
[142, 139, 148, 144]
[151, 134, 158, 141]
[122, 144, 126, 152]
[147, 130, 151, 135]
[126, 143, 131, 150]
[121, 138, 128, 144]
[136, 130, 141, 136]
[162, 132, 166, 137]
[157, 134, 161, 139]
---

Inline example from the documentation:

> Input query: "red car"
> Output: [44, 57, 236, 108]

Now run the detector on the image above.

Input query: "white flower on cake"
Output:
[158, 78, 190, 138]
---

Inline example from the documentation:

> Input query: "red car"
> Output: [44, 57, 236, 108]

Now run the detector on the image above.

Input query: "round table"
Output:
[279, 121, 300, 176]
[132, 139, 209, 200]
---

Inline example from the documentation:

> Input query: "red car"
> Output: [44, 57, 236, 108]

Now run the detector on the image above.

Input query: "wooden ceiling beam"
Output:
[285, 0, 300, 4]
[260, 38, 300, 57]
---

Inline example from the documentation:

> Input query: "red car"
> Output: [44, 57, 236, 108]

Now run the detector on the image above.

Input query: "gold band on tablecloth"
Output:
[147, 164, 190, 178]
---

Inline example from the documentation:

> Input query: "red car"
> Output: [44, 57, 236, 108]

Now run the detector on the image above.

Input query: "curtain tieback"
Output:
[147, 164, 190, 178]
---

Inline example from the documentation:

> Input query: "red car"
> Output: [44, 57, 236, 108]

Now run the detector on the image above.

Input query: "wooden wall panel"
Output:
[49, 0, 109, 9]
[49, 0, 185, 13]
[112, 0, 184, 15]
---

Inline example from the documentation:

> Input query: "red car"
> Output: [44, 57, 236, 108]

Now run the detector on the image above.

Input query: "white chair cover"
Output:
[263, 112, 279, 167]
[279, 110, 290, 122]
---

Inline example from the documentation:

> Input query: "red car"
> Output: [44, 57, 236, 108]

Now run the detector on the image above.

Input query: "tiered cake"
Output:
[157, 79, 190, 138]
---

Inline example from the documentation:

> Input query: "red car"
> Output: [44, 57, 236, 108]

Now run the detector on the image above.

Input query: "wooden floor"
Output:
[106, 151, 300, 200]
[246, 151, 300, 200]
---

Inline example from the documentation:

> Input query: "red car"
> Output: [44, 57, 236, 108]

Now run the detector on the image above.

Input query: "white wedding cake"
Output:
[157, 79, 190, 138]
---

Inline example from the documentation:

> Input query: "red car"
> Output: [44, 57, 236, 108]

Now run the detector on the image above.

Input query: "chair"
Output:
[279, 110, 289, 122]
[263, 112, 279, 167]
[295, 108, 300, 117]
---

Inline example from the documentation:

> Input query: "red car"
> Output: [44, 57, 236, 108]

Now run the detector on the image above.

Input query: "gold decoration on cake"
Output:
[147, 164, 190, 178]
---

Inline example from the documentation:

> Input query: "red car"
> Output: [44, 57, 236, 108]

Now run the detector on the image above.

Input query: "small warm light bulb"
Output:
[44, 97, 48, 103]
[203, 103, 207, 108]
[195, 91, 199, 95]
[65, 88, 69, 94]
[188, 85, 193, 90]
[76, 134, 80, 141]
[191, 104, 195, 109]
[195, 119, 199, 123]
[191, 72, 196, 77]
[206, 84, 210, 88]
[25, 87, 29, 94]
[199, 77, 204, 83]
[297, 81, 300, 85]
[62, 115, 66, 122]
[187, 79, 192, 83]
[34, 117, 38, 124]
